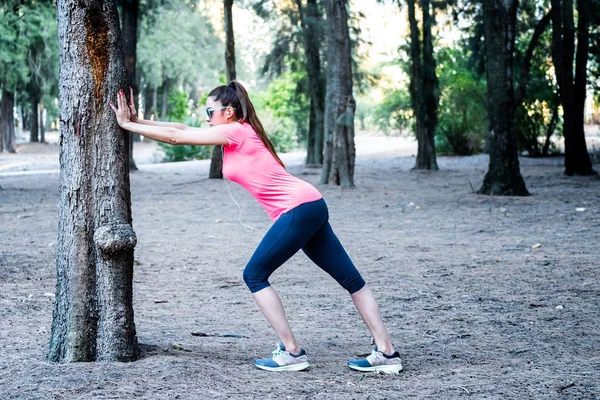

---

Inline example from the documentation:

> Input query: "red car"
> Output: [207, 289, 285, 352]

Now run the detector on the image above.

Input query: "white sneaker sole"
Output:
[254, 362, 310, 372]
[348, 363, 403, 374]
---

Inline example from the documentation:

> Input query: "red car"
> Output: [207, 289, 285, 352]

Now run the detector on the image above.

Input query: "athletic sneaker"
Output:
[347, 346, 403, 374]
[254, 343, 310, 371]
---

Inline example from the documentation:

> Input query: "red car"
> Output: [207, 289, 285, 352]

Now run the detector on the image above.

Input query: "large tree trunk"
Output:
[320, 0, 355, 187]
[122, 0, 139, 170]
[550, 0, 595, 175]
[1, 90, 16, 153]
[209, 0, 236, 179]
[478, 0, 528, 196]
[296, 0, 325, 166]
[48, 0, 139, 363]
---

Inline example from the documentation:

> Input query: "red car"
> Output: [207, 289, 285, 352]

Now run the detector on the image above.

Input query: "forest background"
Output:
[1, 0, 599, 165]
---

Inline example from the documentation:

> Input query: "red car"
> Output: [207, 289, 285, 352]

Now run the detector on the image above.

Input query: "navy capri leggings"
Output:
[243, 198, 366, 294]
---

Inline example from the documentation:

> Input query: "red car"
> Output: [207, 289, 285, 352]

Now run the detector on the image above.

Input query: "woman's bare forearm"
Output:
[120, 122, 228, 146]
[122, 121, 180, 144]
[134, 118, 188, 130]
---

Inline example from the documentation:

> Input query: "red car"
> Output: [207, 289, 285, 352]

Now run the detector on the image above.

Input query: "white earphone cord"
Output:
[221, 146, 271, 233]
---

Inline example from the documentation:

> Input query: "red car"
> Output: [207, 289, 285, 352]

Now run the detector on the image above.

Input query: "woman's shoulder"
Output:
[215, 122, 251, 148]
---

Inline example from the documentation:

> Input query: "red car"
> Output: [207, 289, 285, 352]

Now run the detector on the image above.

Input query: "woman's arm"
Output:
[121, 121, 228, 146]
[125, 87, 189, 130]
[111, 90, 228, 146]
[135, 118, 189, 130]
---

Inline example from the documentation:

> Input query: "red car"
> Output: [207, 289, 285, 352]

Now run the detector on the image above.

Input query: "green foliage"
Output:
[436, 48, 487, 155]
[0, 2, 30, 90]
[166, 90, 190, 121]
[158, 98, 211, 162]
[514, 102, 562, 156]
[158, 143, 212, 162]
[137, 5, 224, 90]
[253, 71, 306, 151]
[259, 112, 297, 153]
[371, 87, 414, 133]
[514, 62, 562, 156]
[262, 71, 308, 142]
[514, 21, 562, 157]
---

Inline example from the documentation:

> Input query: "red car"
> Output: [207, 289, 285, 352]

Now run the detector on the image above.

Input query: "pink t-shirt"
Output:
[215, 122, 323, 221]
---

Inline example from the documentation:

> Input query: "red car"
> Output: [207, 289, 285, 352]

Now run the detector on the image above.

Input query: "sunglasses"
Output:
[206, 106, 236, 119]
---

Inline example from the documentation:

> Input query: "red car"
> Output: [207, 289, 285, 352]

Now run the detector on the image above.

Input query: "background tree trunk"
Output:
[550, 0, 595, 176]
[478, 0, 529, 196]
[209, 0, 236, 179]
[0, 103, 3, 152]
[223, 0, 236, 82]
[1, 90, 17, 153]
[17, 103, 24, 138]
[407, 0, 438, 170]
[417, 0, 438, 170]
[296, 0, 325, 166]
[320, 0, 355, 187]
[160, 79, 169, 121]
[39, 103, 46, 143]
[152, 86, 158, 121]
[22, 107, 30, 132]
[122, 0, 139, 171]
[48, 0, 139, 363]
[30, 95, 40, 143]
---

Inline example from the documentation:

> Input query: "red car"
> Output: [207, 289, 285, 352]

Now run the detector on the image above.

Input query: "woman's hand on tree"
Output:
[109, 89, 132, 128]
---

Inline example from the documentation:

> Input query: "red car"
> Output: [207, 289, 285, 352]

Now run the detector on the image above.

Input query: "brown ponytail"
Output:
[208, 81, 286, 169]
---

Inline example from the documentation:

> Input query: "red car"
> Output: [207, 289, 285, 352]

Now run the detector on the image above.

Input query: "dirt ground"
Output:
[0, 132, 599, 400]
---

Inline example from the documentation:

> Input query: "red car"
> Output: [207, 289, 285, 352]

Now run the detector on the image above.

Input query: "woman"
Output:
[110, 81, 402, 374]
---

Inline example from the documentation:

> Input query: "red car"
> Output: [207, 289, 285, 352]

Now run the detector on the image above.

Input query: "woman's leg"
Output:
[350, 285, 395, 355]
[302, 221, 395, 354]
[252, 287, 300, 354]
[243, 200, 327, 354]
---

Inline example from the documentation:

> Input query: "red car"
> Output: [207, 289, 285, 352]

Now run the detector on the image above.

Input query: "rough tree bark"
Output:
[1, 90, 16, 153]
[122, 0, 139, 171]
[320, 0, 355, 187]
[209, 0, 236, 179]
[550, 0, 595, 176]
[296, 0, 325, 166]
[407, 0, 438, 170]
[478, 0, 529, 196]
[48, 0, 139, 363]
